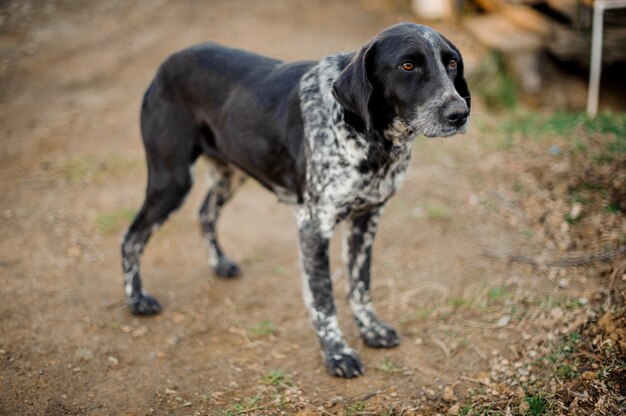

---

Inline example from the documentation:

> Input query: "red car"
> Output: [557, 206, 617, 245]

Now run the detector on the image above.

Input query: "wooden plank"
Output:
[550, 25, 626, 63]
[473, 0, 504, 12]
[546, 0, 580, 20]
[500, 5, 555, 36]
[463, 13, 544, 51]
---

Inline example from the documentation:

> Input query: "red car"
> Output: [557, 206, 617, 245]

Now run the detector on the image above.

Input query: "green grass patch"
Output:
[498, 111, 626, 139]
[604, 203, 620, 214]
[261, 369, 291, 387]
[271, 265, 287, 276]
[379, 357, 403, 373]
[488, 111, 626, 163]
[524, 395, 549, 416]
[447, 297, 468, 309]
[469, 50, 518, 110]
[64, 156, 97, 183]
[95, 207, 136, 233]
[457, 401, 505, 416]
[248, 319, 276, 338]
[344, 401, 367, 415]
[400, 308, 432, 324]
[63, 154, 142, 183]
[424, 203, 452, 220]
[213, 395, 263, 416]
[241, 250, 266, 265]
[487, 286, 507, 302]
[541, 295, 586, 310]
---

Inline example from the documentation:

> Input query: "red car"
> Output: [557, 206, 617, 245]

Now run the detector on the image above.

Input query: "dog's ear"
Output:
[439, 34, 471, 110]
[332, 41, 377, 132]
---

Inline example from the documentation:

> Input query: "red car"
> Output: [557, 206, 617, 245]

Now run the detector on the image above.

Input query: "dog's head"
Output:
[333, 23, 470, 138]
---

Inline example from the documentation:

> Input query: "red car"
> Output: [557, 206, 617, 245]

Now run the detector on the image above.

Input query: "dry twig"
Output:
[482, 246, 626, 267]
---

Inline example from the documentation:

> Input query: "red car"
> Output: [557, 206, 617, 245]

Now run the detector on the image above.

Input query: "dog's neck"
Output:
[383, 117, 416, 143]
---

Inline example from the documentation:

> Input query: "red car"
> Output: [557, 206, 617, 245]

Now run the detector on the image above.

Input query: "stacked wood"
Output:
[464, 0, 626, 65]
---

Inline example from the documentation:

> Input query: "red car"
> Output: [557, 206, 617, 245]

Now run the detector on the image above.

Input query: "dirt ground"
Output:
[1, 1, 624, 415]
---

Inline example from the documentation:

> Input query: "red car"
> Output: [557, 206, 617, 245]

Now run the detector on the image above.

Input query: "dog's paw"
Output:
[214, 257, 241, 278]
[325, 349, 364, 378]
[362, 322, 401, 348]
[128, 293, 162, 315]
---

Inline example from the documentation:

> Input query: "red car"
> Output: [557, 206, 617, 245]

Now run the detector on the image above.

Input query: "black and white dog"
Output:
[121, 23, 470, 378]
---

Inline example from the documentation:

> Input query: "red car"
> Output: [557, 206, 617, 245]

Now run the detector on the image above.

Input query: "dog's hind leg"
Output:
[198, 160, 243, 277]
[344, 207, 400, 348]
[121, 165, 193, 314]
[121, 93, 197, 315]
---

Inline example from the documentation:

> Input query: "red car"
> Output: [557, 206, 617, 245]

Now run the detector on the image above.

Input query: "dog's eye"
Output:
[401, 62, 415, 72]
[448, 59, 457, 69]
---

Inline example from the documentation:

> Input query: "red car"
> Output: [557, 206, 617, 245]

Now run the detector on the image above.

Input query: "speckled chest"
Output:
[299, 54, 414, 231]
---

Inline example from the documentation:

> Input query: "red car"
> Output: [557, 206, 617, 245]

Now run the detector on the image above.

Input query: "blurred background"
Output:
[1, 1, 624, 415]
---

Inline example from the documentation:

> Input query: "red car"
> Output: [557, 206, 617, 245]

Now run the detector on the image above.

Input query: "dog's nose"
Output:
[442, 102, 470, 125]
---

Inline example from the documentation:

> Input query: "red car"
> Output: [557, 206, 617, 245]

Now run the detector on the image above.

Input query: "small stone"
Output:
[295, 410, 319, 416]
[569, 202, 582, 220]
[132, 326, 148, 337]
[411, 207, 425, 218]
[476, 371, 491, 385]
[497, 315, 511, 327]
[550, 144, 560, 156]
[165, 388, 177, 395]
[518, 400, 530, 415]
[107, 356, 119, 367]
[582, 371, 596, 380]
[74, 348, 94, 361]
[67, 245, 81, 258]
[443, 385, 456, 401]
[550, 307, 564, 320]
[448, 403, 461, 415]
[72, 367, 81, 373]
[165, 335, 181, 348]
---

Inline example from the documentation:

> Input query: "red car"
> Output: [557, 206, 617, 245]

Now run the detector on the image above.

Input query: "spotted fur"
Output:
[120, 22, 470, 378]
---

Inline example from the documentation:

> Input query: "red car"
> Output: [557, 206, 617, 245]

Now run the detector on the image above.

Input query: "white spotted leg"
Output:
[297, 207, 364, 378]
[121, 166, 193, 315]
[198, 162, 243, 278]
[344, 207, 400, 348]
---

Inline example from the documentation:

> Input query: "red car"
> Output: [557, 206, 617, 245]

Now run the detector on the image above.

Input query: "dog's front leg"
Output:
[297, 208, 363, 378]
[345, 207, 400, 348]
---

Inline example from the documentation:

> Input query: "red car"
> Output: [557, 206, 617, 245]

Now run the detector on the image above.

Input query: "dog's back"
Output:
[141, 43, 314, 194]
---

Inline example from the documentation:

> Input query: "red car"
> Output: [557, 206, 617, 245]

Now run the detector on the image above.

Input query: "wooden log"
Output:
[464, 13, 544, 51]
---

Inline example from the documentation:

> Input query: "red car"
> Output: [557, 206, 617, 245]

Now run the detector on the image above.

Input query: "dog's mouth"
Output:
[411, 116, 469, 138]
[405, 101, 470, 138]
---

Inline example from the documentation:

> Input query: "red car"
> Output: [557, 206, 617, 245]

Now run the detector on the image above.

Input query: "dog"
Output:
[121, 22, 470, 378]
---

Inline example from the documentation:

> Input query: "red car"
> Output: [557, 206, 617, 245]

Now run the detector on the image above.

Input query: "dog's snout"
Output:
[442, 101, 469, 125]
